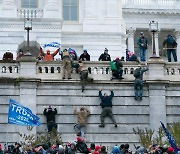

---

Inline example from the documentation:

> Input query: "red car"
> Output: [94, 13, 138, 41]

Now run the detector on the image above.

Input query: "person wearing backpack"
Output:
[111, 57, 124, 80]
[137, 32, 148, 62]
[163, 34, 177, 62]
[133, 64, 148, 101]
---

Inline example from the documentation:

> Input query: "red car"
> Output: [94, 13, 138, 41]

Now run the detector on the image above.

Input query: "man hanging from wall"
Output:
[98, 89, 117, 128]
[133, 64, 148, 101]
[78, 60, 93, 92]
[74, 107, 90, 139]
[43, 106, 57, 132]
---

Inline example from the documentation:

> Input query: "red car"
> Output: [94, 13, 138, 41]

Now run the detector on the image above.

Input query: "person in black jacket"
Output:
[43, 106, 57, 132]
[98, 90, 117, 128]
[98, 48, 111, 61]
[79, 50, 90, 61]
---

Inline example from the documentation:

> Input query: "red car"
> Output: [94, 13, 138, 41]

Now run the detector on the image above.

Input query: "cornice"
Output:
[123, 8, 180, 16]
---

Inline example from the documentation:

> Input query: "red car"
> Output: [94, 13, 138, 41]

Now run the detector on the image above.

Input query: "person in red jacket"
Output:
[40, 47, 60, 61]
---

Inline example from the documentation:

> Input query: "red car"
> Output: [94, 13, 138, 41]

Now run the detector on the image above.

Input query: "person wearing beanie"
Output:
[67, 142, 76, 154]
[74, 107, 90, 139]
[100, 146, 107, 154]
[111, 146, 120, 154]
[76, 136, 89, 153]
[98, 89, 117, 128]
[137, 32, 148, 62]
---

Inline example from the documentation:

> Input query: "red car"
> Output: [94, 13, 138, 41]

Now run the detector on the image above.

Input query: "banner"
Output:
[8, 99, 41, 126]
[160, 121, 178, 153]
[43, 42, 61, 49]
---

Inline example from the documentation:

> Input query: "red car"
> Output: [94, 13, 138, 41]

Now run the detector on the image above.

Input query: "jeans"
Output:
[134, 79, 143, 97]
[74, 124, 86, 139]
[139, 48, 146, 62]
[167, 49, 177, 62]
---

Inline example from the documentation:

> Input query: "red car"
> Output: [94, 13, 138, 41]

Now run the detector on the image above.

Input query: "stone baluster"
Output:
[126, 27, 136, 52]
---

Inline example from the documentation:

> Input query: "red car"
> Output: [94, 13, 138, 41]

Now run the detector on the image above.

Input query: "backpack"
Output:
[110, 61, 117, 71]
[133, 68, 141, 78]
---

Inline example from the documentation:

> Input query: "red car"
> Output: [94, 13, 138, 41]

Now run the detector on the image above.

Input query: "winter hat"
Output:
[167, 147, 174, 153]
[71, 142, 76, 146]
[95, 145, 101, 151]
[111, 145, 120, 153]
[77, 137, 82, 142]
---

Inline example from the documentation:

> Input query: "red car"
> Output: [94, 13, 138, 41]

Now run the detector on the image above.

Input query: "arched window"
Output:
[21, 0, 38, 8]
[63, 0, 78, 21]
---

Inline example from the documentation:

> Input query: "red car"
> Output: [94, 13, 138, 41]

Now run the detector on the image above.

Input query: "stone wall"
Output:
[0, 58, 180, 150]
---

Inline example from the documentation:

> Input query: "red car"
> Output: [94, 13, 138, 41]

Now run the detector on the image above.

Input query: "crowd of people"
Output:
[0, 139, 178, 154]
[2, 33, 177, 63]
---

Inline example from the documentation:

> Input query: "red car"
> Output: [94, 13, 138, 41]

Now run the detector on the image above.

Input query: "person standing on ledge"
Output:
[137, 32, 148, 62]
[40, 47, 60, 61]
[98, 89, 117, 128]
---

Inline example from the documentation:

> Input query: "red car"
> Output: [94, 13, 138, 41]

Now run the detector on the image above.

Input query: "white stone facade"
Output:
[0, 0, 179, 61]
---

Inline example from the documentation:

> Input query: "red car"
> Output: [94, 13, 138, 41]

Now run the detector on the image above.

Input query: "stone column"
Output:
[18, 55, 39, 135]
[126, 27, 136, 52]
[147, 60, 167, 133]
[43, 0, 60, 18]
[175, 30, 180, 62]
[1, 0, 17, 18]
[154, 31, 160, 57]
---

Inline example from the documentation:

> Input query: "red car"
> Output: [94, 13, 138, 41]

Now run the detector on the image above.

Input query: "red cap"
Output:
[168, 147, 174, 152]
[77, 137, 82, 141]
[95, 145, 101, 151]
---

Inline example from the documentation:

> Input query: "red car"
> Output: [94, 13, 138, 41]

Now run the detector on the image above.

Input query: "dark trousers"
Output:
[134, 79, 143, 97]
[167, 49, 177, 62]
[47, 122, 57, 132]
[100, 107, 117, 126]
[112, 68, 123, 79]
[80, 70, 93, 91]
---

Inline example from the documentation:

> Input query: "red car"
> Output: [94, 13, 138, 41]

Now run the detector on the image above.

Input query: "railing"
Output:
[17, 9, 43, 18]
[0, 61, 180, 81]
[122, 0, 177, 5]
[122, 0, 179, 9]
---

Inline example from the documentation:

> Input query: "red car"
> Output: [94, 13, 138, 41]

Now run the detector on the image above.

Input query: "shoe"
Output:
[134, 97, 138, 100]
[62, 77, 65, 79]
[119, 77, 124, 80]
[114, 124, 118, 127]
[68, 77, 72, 80]
[139, 97, 142, 101]
[98, 124, 105, 128]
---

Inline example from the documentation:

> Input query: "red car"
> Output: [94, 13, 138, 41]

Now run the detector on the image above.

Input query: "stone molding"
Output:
[123, 8, 180, 15]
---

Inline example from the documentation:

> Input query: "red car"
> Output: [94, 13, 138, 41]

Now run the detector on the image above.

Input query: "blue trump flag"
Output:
[160, 121, 178, 153]
[8, 99, 41, 126]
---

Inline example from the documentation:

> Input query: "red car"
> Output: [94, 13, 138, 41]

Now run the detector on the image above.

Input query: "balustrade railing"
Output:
[0, 61, 179, 81]
[122, 0, 178, 8]
[17, 9, 43, 18]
